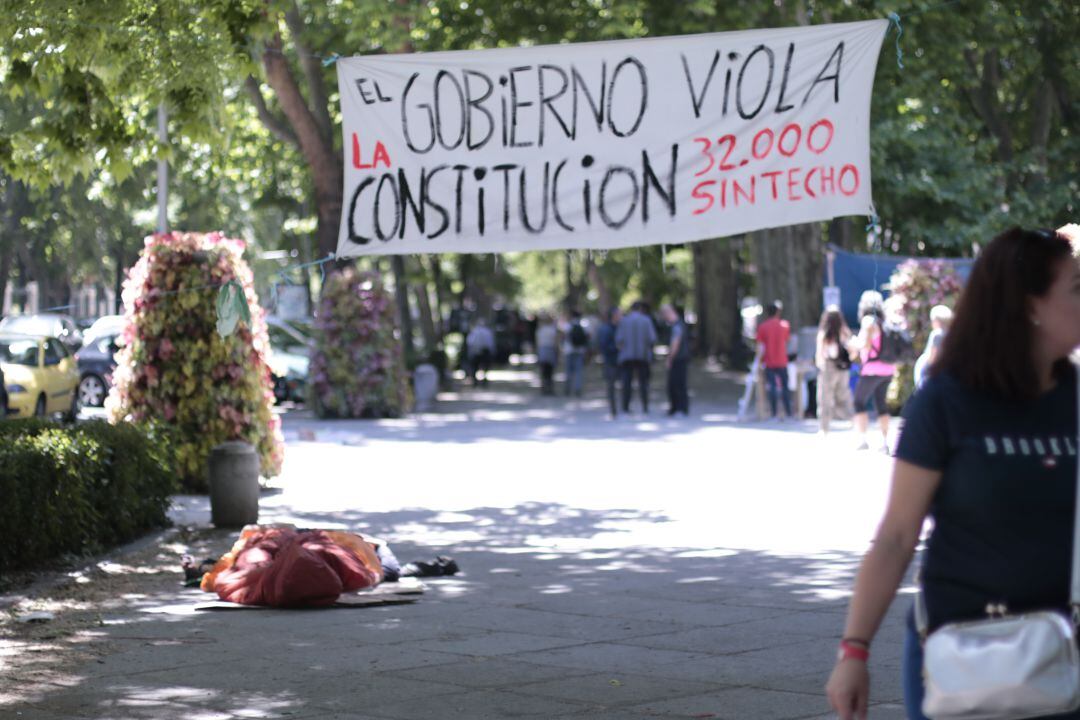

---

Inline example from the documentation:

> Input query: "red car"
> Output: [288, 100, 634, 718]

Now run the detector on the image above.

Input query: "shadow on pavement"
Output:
[2, 500, 905, 720]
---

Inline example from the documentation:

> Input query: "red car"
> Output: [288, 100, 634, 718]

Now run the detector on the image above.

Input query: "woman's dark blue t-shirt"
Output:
[895, 368, 1079, 632]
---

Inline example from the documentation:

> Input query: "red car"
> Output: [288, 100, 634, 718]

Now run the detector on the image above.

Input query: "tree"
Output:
[2, 0, 1076, 338]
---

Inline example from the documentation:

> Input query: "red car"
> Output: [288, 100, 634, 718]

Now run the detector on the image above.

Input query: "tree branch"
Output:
[261, 33, 342, 256]
[284, 2, 333, 145]
[962, 48, 1014, 172]
[244, 76, 299, 148]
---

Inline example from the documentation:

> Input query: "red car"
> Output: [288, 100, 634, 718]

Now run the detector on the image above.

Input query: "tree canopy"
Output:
[0, 0, 1076, 333]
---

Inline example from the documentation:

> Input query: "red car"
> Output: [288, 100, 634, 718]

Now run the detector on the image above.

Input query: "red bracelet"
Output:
[838, 639, 870, 663]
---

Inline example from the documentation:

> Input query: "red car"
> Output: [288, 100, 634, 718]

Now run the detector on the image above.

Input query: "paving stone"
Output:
[450, 604, 693, 642]
[617, 621, 823, 655]
[362, 689, 589, 720]
[393, 657, 583, 690]
[626, 686, 827, 720]
[510, 670, 726, 707]
[509, 642, 706, 674]
[414, 630, 582, 657]
[648, 637, 836, 687]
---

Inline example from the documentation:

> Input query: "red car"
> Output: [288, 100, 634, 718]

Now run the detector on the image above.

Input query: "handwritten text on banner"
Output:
[336, 20, 888, 257]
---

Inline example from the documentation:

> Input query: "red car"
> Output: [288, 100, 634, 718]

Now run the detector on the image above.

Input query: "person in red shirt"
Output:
[756, 300, 793, 419]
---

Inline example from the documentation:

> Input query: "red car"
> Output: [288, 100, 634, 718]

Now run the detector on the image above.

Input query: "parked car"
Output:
[75, 329, 121, 407]
[85, 314, 125, 339]
[0, 334, 80, 420]
[266, 316, 311, 404]
[0, 313, 83, 352]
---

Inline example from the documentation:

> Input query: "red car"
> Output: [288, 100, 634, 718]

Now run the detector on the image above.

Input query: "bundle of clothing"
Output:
[198, 526, 384, 608]
[189, 525, 460, 608]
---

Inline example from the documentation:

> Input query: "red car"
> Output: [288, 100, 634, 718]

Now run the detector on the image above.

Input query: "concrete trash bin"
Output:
[208, 441, 260, 528]
[413, 363, 438, 412]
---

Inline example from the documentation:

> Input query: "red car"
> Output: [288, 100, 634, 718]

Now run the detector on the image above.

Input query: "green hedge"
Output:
[0, 419, 177, 572]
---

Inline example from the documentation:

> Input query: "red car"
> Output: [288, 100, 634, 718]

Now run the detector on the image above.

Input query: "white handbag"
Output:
[920, 369, 1080, 720]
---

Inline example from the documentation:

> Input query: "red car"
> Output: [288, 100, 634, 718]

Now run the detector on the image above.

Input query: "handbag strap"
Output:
[1071, 362, 1080, 614]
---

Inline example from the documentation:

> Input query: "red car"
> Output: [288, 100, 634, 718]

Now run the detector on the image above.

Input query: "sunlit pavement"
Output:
[22, 363, 911, 719]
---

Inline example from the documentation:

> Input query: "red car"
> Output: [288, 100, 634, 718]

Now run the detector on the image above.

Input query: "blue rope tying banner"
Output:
[887, 12, 904, 69]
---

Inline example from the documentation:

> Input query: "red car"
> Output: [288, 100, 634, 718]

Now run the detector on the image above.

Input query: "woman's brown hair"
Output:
[934, 227, 1076, 402]
[818, 307, 848, 345]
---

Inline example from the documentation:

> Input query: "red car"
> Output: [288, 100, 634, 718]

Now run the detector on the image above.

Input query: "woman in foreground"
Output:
[826, 226, 1080, 719]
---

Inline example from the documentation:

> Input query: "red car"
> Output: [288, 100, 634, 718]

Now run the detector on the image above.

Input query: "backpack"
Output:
[569, 323, 589, 349]
[828, 339, 852, 371]
[873, 321, 916, 364]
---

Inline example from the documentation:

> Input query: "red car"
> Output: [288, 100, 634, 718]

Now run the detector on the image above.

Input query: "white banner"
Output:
[336, 20, 887, 257]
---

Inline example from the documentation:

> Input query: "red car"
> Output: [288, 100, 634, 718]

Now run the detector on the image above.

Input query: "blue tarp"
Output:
[828, 246, 974, 327]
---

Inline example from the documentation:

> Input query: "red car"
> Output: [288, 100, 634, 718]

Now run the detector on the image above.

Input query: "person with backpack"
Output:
[815, 306, 854, 435]
[564, 311, 589, 398]
[848, 290, 906, 451]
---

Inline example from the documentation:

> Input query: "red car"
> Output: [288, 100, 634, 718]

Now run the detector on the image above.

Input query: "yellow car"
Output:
[1, 333, 81, 420]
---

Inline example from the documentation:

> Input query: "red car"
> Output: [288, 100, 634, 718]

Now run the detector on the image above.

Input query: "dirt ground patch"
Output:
[0, 526, 235, 707]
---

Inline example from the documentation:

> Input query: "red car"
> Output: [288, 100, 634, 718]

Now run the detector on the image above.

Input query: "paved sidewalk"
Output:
[3, 363, 911, 719]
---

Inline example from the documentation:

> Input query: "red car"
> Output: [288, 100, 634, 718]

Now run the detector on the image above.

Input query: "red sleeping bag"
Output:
[204, 527, 383, 608]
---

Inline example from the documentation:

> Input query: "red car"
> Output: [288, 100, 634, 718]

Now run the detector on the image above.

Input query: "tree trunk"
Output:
[828, 217, 858, 252]
[391, 255, 415, 362]
[428, 256, 448, 337]
[750, 223, 824, 330]
[413, 279, 437, 354]
[563, 251, 583, 313]
[0, 178, 24, 311]
[692, 238, 737, 360]
[260, 35, 342, 259]
[962, 48, 1016, 192]
[114, 244, 125, 313]
[585, 253, 612, 312]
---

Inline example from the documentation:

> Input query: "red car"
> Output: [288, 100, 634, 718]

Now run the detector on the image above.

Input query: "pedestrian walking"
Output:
[755, 300, 792, 420]
[826, 226, 1080, 720]
[465, 319, 496, 386]
[815, 306, 853, 435]
[535, 314, 559, 397]
[596, 307, 622, 418]
[564, 311, 588, 397]
[913, 304, 952, 389]
[616, 300, 657, 414]
[662, 304, 690, 416]
[849, 291, 896, 450]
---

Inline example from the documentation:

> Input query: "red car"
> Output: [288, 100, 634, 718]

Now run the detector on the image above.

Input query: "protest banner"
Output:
[336, 20, 887, 257]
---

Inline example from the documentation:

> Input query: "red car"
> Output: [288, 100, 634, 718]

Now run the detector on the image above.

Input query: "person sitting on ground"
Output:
[465, 319, 496, 386]
[827, 225, 1080, 720]
[913, 304, 953, 389]
[848, 290, 896, 451]
[815, 305, 854, 435]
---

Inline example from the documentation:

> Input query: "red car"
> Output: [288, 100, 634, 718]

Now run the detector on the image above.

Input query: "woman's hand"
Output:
[826, 659, 870, 719]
